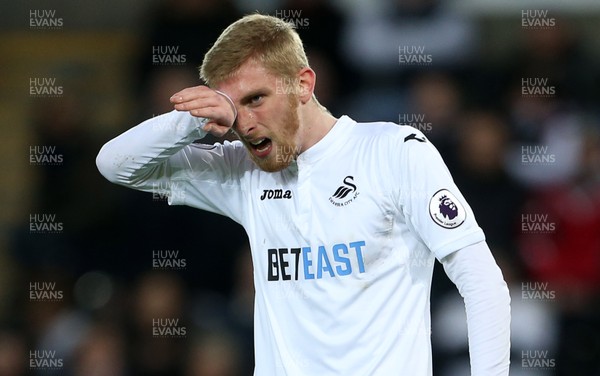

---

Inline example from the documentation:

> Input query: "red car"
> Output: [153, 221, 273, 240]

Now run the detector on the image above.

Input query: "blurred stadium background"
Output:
[1, 0, 599, 375]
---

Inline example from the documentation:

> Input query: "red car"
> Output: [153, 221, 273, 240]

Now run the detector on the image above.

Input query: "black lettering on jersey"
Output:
[278, 248, 291, 280]
[266, 242, 367, 281]
[290, 248, 301, 280]
[268, 249, 279, 281]
[269, 248, 296, 281]
[260, 189, 293, 200]
[404, 133, 426, 143]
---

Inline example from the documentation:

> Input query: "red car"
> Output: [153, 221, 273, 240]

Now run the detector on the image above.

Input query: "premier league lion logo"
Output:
[429, 189, 466, 229]
[438, 195, 458, 220]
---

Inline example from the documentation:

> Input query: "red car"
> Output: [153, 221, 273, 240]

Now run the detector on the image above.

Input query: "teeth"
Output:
[257, 143, 270, 153]
[250, 138, 265, 146]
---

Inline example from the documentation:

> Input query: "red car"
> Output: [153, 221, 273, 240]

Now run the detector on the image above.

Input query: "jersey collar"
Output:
[296, 115, 354, 166]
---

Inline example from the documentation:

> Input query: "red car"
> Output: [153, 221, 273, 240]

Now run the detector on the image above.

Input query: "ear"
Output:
[297, 67, 316, 104]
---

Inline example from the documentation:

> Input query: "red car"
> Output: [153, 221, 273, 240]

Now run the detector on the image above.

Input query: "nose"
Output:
[233, 108, 256, 136]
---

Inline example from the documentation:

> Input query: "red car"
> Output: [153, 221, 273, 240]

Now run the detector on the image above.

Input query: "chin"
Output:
[254, 157, 291, 173]
[244, 142, 296, 172]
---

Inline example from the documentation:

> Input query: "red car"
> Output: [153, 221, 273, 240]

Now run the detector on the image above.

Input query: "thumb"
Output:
[202, 121, 231, 138]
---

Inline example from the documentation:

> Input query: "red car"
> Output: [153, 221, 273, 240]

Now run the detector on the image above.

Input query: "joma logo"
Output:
[260, 189, 292, 200]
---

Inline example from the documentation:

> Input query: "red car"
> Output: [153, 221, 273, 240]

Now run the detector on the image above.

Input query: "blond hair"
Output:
[200, 14, 309, 88]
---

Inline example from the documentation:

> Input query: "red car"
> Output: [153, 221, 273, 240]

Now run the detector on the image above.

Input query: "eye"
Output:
[249, 94, 263, 106]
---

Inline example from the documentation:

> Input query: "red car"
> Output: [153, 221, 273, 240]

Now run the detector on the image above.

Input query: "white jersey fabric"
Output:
[97, 111, 509, 375]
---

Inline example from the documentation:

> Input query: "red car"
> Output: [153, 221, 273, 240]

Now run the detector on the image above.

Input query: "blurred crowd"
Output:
[2, 0, 600, 375]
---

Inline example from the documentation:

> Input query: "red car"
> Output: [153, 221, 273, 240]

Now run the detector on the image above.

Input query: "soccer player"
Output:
[97, 14, 510, 375]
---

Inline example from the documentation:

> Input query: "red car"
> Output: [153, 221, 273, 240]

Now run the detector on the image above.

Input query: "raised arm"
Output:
[96, 86, 237, 190]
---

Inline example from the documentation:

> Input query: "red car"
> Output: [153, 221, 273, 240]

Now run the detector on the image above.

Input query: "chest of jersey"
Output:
[246, 161, 399, 283]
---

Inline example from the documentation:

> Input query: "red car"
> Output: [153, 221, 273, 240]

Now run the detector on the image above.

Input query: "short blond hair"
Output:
[200, 14, 309, 88]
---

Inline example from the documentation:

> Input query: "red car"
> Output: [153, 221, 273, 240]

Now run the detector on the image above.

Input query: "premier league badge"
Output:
[429, 189, 466, 229]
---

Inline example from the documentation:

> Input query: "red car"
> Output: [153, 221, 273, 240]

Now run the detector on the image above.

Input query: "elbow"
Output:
[492, 262, 511, 307]
[500, 278, 512, 312]
[485, 268, 512, 324]
[493, 278, 512, 321]
[484, 263, 511, 310]
[96, 142, 124, 184]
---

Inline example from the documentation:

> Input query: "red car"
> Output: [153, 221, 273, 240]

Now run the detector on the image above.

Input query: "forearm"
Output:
[441, 241, 511, 375]
[96, 110, 207, 188]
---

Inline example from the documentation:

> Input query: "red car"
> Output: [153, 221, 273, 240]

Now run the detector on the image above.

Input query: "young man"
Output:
[97, 14, 510, 375]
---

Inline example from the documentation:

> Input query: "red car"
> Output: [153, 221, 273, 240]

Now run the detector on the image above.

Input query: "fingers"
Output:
[186, 105, 223, 120]
[202, 121, 232, 138]
[169, 85, 213, 104]
[171, 96, 218, 113]
[169, 85, 237, 132]
[170, 86, 217, 109]
[201, 121, 229, 138]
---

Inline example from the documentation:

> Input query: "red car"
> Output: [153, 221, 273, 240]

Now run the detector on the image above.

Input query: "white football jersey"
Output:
[101, 112, 485, 375]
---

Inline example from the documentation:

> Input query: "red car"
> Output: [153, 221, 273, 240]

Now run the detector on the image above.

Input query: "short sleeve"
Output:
[395, 129, 485, 259]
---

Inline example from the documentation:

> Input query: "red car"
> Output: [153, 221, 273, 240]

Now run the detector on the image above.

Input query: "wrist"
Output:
[214, 90, 238, 126]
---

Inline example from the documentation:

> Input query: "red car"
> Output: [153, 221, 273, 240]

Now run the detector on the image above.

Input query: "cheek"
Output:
[250, 104, 276, 124]
[260, 103, 289, 126]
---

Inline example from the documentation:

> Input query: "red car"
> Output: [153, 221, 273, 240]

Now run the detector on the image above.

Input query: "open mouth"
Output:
[248, 138, 272, 158]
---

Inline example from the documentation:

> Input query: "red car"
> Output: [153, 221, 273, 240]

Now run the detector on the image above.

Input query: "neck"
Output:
[297, 101, 337, 153]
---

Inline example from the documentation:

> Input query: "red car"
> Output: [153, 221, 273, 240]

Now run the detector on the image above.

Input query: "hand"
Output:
[170, 86, 237, 137]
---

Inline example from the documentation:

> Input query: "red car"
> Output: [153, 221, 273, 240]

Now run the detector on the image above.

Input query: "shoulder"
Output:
[346, 116, 431, 151]
[342, 116, 445, 180]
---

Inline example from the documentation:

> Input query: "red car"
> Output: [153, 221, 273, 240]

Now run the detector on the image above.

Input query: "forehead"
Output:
[215, 59, 277, 102]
